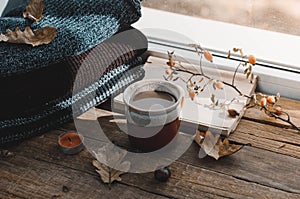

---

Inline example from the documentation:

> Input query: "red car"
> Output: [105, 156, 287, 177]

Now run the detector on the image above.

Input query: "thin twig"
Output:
[109, 167, 112, 190]
[263, 107, 300, 132]
[232, 62, 242, 86]
[167, 48, 299, 133]
[174, 67, 251, 98]
[199, 51, 204, 75]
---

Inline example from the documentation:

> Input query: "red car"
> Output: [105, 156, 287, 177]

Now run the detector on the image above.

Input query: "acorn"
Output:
[154, 167, 171, 182]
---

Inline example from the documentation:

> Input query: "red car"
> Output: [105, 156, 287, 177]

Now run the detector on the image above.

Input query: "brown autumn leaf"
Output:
[23, 0, 45, 22]
[194, 131, 243, 160]
[4, 26, 56, 47]
[92, 160, 129, 184]
[92, 144, 130, 186]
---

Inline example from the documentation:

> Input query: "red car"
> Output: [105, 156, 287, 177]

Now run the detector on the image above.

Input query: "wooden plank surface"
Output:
[244, 97, 300, 128]
[1, 97, 300, 199]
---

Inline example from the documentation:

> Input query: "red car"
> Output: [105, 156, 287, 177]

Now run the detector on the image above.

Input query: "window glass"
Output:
[143, 0, 300, 37]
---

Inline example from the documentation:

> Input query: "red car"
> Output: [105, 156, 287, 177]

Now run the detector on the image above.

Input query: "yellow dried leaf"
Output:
[23, 0, 45, 22]
[4, 26, 56, 47]
[194, 131, 243, 160]
[92, 144, 130, 185]
[203, 51, 213, 62]
[219, 138, 242, 159]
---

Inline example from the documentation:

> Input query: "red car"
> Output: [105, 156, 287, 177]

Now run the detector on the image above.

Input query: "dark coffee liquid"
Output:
[128, 118, 180, 152]
[130, 90, 176, 110]
[128, 90, 180, 152]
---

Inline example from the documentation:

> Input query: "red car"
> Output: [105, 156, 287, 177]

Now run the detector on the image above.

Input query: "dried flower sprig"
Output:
[164, 45, 300, 133]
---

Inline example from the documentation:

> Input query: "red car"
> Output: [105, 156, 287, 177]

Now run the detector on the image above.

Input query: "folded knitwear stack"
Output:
[0, 0, 148, 144]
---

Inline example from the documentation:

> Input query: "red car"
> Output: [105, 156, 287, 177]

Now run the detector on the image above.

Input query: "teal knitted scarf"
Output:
[0, 0, 141, 76]
[0, 0, 148, 144]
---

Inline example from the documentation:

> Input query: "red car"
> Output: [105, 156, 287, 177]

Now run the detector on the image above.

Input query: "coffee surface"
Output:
[130, 90, 176, 110]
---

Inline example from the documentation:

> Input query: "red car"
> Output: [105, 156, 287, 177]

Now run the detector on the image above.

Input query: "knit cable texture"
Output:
[0, 0, 141, 76]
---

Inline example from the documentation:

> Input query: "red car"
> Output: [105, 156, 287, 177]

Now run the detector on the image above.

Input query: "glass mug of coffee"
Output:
[123, 80, 185, 152]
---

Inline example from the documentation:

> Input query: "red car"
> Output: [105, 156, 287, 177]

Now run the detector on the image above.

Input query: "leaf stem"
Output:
[199, 51, 204, 76]
[232, 63, 242, 86]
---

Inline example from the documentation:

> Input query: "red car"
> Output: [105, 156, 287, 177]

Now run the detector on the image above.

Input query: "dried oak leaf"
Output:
[23, 0, 45, 22]
[4, 26, 56, 47]
[92, 144, 130, 185]
[194, 131, 243, 160]
[0, 34, 8, 42]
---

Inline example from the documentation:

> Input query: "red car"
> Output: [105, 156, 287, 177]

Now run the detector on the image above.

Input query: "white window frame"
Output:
[133, 7, 300, 100]
[1, 4, 299, 99]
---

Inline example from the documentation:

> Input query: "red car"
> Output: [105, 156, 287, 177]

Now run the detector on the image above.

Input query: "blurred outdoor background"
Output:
[143, 0, 300, 36]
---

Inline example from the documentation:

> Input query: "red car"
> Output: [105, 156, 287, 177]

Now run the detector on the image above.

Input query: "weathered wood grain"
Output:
[123, 160, 300, 199]
[73, 107, 300, 194]
[2, 128, 299, 199]
[244, 97, 300, 129]
[179, 143, 300, 194]
[5, 109, 299, 197]
[1, 97, 300, 199]
[230, 119, 300, 158]
[0, 130, 224, 199]
[0, 155, 168, 199]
